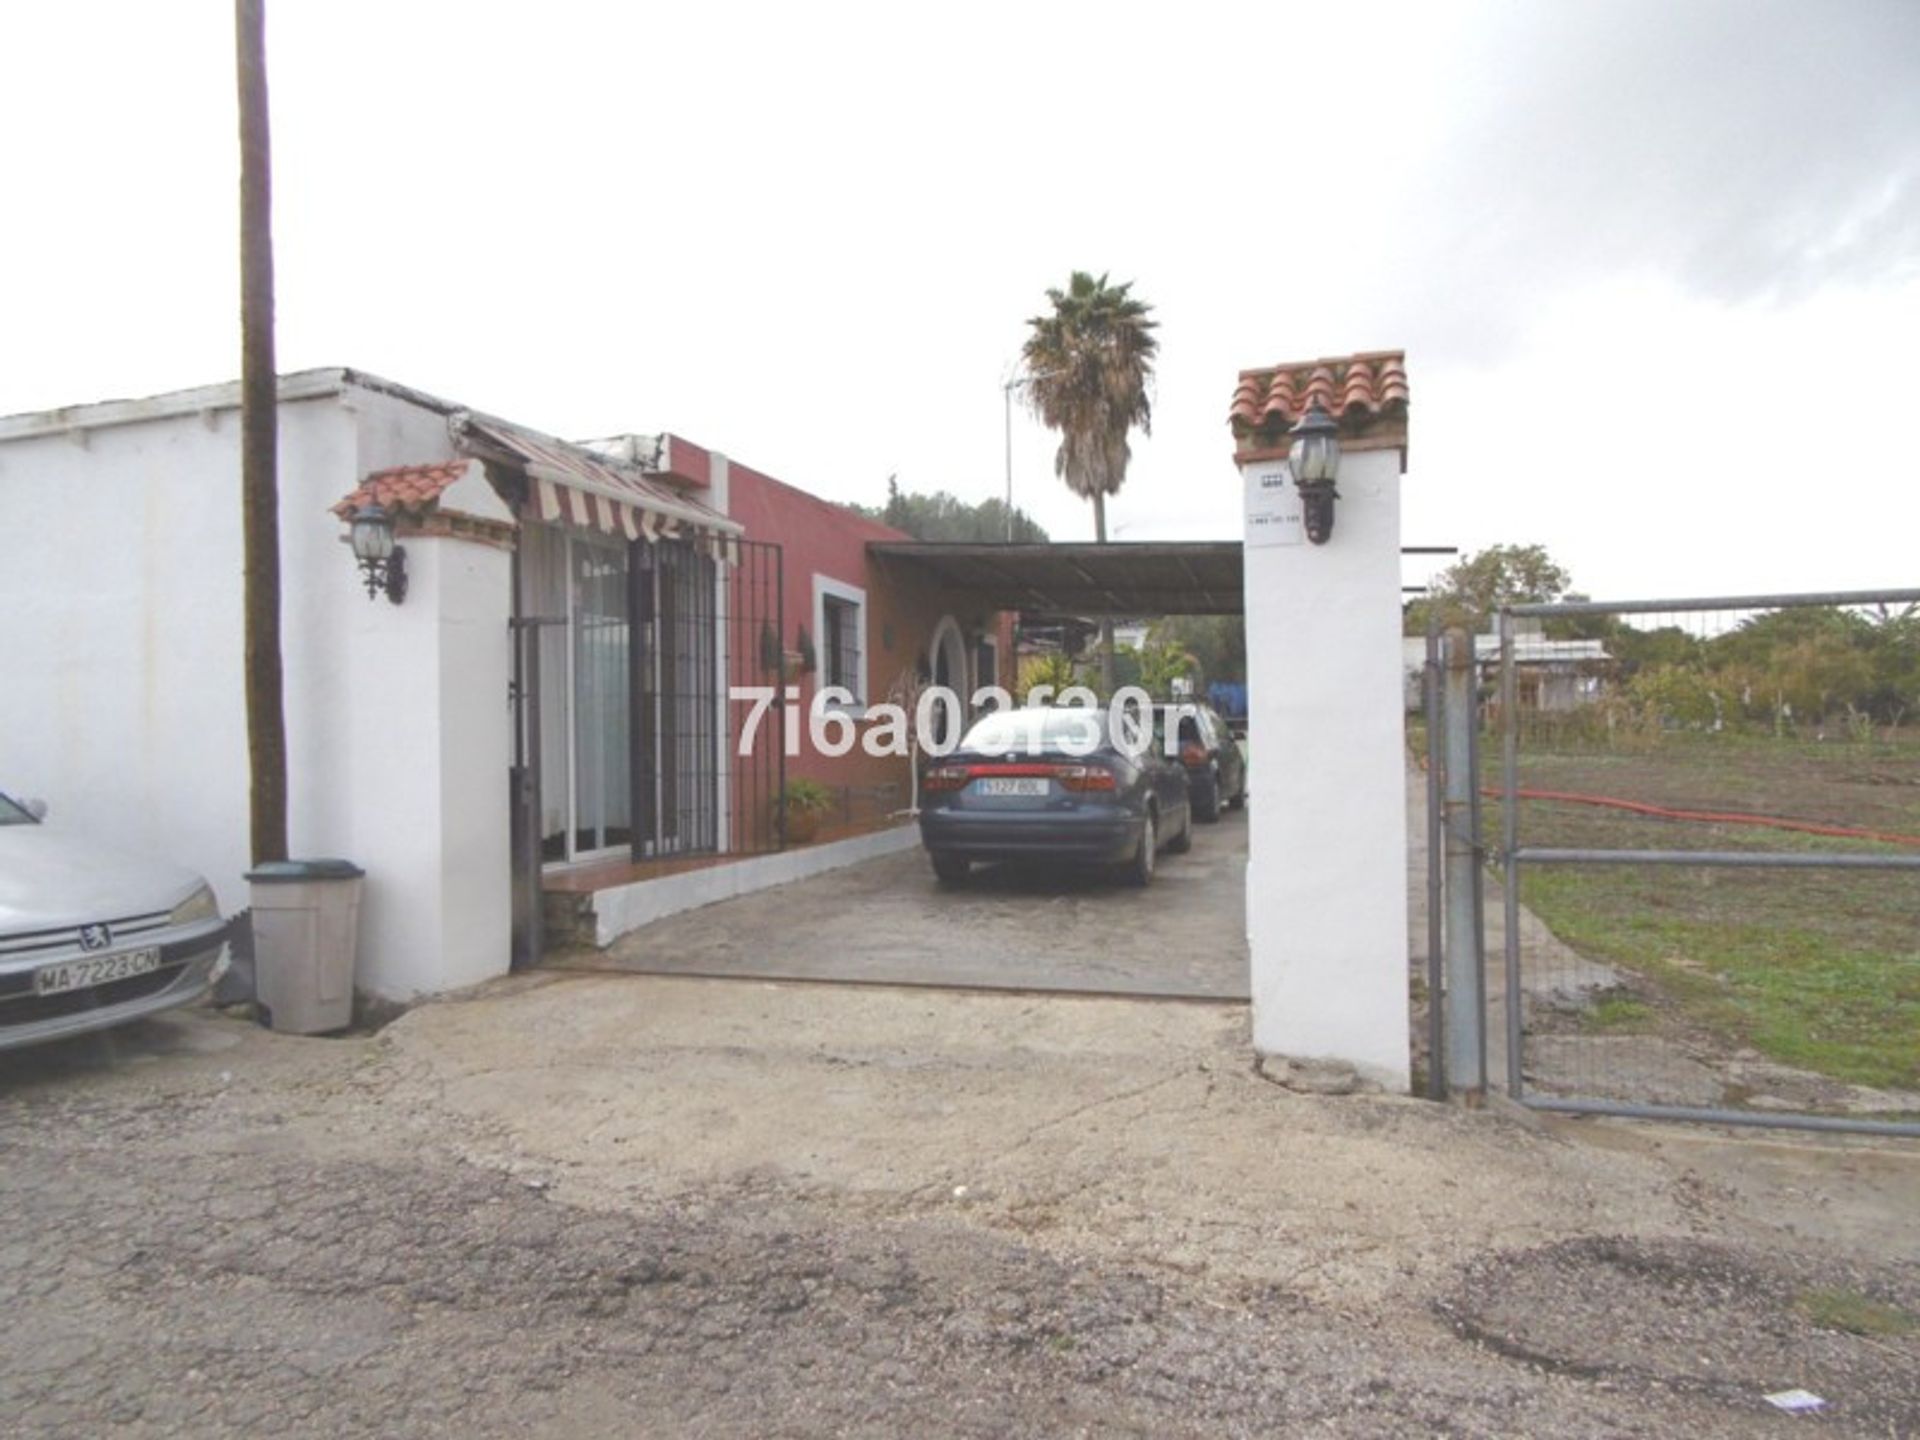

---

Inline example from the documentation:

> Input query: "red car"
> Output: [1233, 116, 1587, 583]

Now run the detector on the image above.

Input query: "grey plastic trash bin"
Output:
[245, 859, 365, 1034]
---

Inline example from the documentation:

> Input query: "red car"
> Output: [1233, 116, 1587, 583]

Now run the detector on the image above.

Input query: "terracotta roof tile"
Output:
[330, 459, 474, 520]
[1228, 349, 1409, 437]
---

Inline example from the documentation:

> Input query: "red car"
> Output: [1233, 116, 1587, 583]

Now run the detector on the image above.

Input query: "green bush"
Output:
[1017, 652, 1078, 704]
[778, 778, 834, 815]
[1627, 663, 1721, 729]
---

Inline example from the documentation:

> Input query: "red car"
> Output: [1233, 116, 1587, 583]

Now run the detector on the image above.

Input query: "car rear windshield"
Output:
[1152, 704, 1206, 749]
[0, 793, 33, 825]
[961, 707, 1106, 756]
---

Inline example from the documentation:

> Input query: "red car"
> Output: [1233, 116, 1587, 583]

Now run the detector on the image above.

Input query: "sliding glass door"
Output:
[571, 537, 631, 856]
[524, 525, 631, 864]
[522, 522, 718, 867]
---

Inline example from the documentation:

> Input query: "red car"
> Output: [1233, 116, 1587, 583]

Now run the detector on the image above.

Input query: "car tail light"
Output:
[1180, 743, 1208, 768]
[1054, 764, 1117, 792]
[923, 765, 971, 792]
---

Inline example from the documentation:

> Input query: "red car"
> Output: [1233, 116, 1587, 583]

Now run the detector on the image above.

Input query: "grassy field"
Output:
[1496, 732, 1920, 1095]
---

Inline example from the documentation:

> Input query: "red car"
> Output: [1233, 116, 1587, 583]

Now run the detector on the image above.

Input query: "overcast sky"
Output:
[4, 1, 1916, 600]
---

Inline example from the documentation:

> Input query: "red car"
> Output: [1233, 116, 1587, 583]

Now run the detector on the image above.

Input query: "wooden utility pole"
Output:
[236, 0, 287, 862]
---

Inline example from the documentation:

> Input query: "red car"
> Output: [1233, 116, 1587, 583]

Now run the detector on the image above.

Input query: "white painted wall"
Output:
[0, 394, 354, 922]
[1240, 446, 1411, 1090]
[339, 529, 513, 996]
[0, 376, 513, 1000]
[337, 384, 513, 995]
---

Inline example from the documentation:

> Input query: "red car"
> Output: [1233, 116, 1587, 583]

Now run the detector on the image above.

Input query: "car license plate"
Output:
[975, 777, 1048, 797]
[34, 948, 162, 996]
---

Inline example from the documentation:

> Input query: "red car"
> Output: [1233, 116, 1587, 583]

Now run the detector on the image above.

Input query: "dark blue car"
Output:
[1155, 701, 1247, 822]
[918, 706, 1192, 886]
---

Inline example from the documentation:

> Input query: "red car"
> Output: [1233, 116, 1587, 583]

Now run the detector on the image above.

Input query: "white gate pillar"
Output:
[1230, 353, 1411, 1091]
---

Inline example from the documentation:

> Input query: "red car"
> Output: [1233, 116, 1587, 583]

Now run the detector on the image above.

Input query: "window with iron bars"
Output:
[822, 593, 863, 700]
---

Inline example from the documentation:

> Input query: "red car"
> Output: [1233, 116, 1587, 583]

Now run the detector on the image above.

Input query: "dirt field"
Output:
[1502, 736, 1920, 1111]
[3, 976, 1917, 1437]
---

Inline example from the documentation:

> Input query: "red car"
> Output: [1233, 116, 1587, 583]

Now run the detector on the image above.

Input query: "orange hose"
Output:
[1493, 787, 1920, 849]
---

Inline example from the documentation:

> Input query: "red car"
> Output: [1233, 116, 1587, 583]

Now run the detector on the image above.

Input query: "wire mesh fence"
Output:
[1493, 589, 1920, 1135]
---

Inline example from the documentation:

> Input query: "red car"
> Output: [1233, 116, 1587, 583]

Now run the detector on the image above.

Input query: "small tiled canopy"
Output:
[1228, 351, 1409, 466]
[331, 460, 478, 521]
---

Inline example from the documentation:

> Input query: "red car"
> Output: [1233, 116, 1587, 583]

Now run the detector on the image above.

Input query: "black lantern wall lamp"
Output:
[349, 504, 408, 604]
[1288, 402, 1343, 545]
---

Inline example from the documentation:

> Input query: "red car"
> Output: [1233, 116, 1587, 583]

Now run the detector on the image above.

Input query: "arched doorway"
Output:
[928, 615, 969, 749]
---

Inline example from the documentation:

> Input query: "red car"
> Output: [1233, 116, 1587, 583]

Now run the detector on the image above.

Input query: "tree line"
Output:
[847, 476, 1050, 544]
[1408, 544, 1920, 732]
[1597, 606, 1920, 733]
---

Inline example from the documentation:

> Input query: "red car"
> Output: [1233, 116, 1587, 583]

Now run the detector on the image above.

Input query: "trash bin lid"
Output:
[245, 858, 366, 882]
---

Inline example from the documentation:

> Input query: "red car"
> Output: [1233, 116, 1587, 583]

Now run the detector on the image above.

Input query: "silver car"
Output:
[0, 790, 228, 1051]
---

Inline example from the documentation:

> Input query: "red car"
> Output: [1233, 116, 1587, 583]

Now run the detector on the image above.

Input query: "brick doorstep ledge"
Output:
[555, 821, 922, 950]
[542, 814, 906, 896]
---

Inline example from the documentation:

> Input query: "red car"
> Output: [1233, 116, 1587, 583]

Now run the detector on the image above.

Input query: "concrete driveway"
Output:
[562, 807, 1250, 999]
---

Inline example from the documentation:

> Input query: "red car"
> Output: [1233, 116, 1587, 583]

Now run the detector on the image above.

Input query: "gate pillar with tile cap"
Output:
[1229, 352, 1412, 1091]
[328, 459, 518, 998]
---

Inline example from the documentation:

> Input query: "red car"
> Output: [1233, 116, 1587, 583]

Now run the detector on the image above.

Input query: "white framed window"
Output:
[813, 575, 868, 707]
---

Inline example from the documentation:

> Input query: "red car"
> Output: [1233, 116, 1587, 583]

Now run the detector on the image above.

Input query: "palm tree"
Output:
[1021, 271, 1158, 693]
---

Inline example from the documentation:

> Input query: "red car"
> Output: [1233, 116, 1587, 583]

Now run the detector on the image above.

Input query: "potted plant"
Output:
[775, 778, 834, 845]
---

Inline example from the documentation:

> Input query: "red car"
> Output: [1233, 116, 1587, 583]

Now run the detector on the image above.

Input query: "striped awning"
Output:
[450, 411, 741, 562]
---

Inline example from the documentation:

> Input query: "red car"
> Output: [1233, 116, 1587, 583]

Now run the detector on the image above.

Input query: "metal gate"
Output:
[1491, 587, 1920, 1137]
[633, 537, 720, 858]
[508, 535, 788, 971]
[1421, 620, 1488, 1103]
[627, 532, 790, 860]
[723, 537, 788, 855]
[510, 611, 564, 971]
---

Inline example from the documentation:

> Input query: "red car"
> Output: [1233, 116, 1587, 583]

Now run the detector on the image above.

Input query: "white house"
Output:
[0, 369, 999, 1003]
[0, 369, 744, 1000]
[1400, 629, 1611, 712]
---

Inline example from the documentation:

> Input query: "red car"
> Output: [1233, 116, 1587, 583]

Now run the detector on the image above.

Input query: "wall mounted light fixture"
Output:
[349, 504, 408, 604]
[1288, 403, 1343, 545]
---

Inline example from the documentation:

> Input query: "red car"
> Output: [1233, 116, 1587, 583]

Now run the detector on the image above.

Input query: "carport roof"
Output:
[868, 541, 1244, 616]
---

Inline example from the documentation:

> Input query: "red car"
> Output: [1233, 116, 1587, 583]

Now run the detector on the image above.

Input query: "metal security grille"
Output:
[725, 538, 787, 853]
[635, 538, 717, 857]
[1495, 588, 1920, 1137]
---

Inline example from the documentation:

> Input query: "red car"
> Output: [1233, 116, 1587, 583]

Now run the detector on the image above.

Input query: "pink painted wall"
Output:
[725, 462, 1000, 811]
